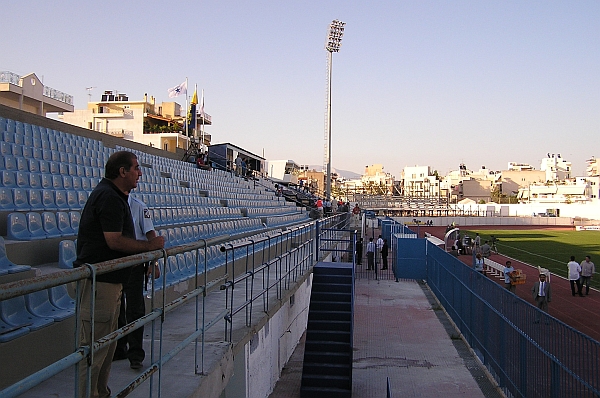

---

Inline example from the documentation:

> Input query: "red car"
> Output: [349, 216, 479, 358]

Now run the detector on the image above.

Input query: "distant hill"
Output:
[307, 165, 361, 180]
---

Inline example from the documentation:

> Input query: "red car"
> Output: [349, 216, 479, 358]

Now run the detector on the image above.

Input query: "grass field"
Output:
[464, 229, 600, 289]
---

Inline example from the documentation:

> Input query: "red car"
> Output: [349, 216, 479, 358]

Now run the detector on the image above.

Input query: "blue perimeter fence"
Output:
[394, 234, 600, 398]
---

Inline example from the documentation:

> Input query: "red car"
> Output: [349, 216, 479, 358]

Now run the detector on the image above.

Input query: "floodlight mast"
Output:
[324, 20, 345, 201]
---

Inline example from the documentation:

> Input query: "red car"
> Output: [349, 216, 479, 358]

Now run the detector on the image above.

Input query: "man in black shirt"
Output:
[76, 151, 164, 398]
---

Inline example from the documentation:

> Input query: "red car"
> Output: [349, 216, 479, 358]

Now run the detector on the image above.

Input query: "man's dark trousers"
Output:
[115, 264, 146, 362]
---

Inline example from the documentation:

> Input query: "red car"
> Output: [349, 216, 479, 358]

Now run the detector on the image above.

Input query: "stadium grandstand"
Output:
[2, 103, 600, 398]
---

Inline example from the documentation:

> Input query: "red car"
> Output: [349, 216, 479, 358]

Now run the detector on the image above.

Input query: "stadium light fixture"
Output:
[324, 19, 345, 201]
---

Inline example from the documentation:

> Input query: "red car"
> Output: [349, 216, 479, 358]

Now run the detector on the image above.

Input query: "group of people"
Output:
[234, 154, 249, 177]
[75, 151, 165, 397]
[567, 255, 596, 297]
[361, 235, 388, 271]
[313, 198, 352, 218]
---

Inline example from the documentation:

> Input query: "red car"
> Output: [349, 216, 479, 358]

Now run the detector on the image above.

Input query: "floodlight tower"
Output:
[324, 19, 345, 201]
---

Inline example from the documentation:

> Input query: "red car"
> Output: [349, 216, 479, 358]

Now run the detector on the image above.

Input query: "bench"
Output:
[484, 259, 505, 279]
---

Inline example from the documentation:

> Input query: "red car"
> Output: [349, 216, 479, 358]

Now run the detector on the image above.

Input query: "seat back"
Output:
[42, 212, 62, 238]
[26, 212, 46, 240]
[58, 240, 77, 269]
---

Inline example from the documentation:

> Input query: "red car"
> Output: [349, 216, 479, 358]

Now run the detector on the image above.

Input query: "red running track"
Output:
[424, 225, 600, 342]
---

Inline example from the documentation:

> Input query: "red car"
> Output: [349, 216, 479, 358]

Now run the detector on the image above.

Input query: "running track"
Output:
[424, 225, 600, 342]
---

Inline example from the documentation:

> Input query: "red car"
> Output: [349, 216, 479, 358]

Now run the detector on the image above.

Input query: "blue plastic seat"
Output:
[41, 189, 57, 210]
[32, 147, 43, 160]
[71, 176, 82, 191]
[28, 173, 42, 189]
[0, 295, 54, 331]
[1, 170, 17, 188]
[28, 189, 44, 210]
[0, 141, 11, 156]
[69, 211, 81, 232]
[55, 190, 68, 210]
[38, 160, 49, 174]
[42, 149, 52, 161]
[27, 212, 47, 240]
[56, 211, 75, 235]
[58, 240, 77, 269]
[21, 146, 33, 159]
[16, 156, 27, 170]
[49, 161, 60, 175]
[76, 191, 88, 208]
[13, 188, 31, 211]
[49, 285, 75, 310]
[66, 191, 79, 209]
[0, 187, 15, 211]
[42, 212, 62, 238]
[15, 171, 30, 188]
[25, 289, 74, 321]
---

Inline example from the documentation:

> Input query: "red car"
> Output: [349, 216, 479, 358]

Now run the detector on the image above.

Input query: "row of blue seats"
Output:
[1, 120, 104, 150]
[7, 211, 80, 241]
[1, 171, 100, 191]
[150, 205, 242, 227]
[0, 187, 88, 212]
[265, 213, 310, 227]
[1, 154, 103, 177]
[247, 207, 302, 217]
[0, 132, 110, 156]
[157, 218, 264, 249]
[0, 284, 75, 342]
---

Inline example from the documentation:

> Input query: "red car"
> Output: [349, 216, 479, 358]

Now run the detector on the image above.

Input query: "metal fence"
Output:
[0, 214, 352, 397]
[425, 241, 600, 398]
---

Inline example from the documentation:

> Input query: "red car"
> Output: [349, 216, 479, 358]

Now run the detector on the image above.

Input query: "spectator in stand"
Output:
[567, 256, 584, 297]
[75, 151, 164, 397]
[114, 194, 161, 370]
[315, 198, 323, 217]
[323, 198, 332, 216]
[580, 256, 595, 295]
[241, 158, 247, 177]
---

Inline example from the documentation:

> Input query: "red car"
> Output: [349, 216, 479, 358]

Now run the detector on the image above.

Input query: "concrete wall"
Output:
[222, 274, 311, 398]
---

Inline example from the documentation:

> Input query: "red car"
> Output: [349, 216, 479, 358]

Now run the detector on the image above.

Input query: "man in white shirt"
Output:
[376, 235, 384, 267]
[366, 238, 376, 270]
[567, 255, 583, 297]
[114, 194, 160, 370]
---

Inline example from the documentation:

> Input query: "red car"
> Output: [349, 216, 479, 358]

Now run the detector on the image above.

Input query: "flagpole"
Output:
[201, 89, 205, 151]
[185, 77, 189, 138]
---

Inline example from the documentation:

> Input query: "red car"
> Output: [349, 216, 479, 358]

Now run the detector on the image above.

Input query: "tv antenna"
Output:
[86, 86, 96, 102]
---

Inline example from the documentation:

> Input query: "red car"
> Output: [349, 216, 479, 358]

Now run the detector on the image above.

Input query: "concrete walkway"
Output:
[270, 278, 502, 397]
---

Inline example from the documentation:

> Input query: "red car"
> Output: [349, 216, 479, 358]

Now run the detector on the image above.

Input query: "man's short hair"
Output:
[570, 255, 576, 261]
[505, 260, 512, 266]
[105, 151, 137, 179]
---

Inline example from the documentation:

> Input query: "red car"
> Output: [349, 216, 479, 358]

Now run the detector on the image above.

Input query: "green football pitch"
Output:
[464, 229, 600, 289]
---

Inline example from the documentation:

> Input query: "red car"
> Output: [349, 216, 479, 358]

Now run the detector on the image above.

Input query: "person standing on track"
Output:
[504, 260, 517, 293]
[580, 256, 595, 295]
[531, 273, 551, 321]
[567, 255, 584, 297]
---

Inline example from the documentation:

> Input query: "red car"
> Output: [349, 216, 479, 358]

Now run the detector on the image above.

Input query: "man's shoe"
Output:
[130, 361, 143, 370]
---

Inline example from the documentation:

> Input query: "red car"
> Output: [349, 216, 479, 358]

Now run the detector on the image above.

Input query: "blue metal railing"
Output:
[425, 241, 600, 398]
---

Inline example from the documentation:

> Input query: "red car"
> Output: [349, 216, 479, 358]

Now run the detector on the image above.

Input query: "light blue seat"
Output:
[69, 211, 81, 232]
[72, 176, 82, 191]
[28, 189, 44, 210]
[56, 211, 75, 235]
[42, 149, 52, 161]
[16, 156, 27, 170]
[38, 160, 49, 174]
[58, 240, 77, 269]
[25, 289, 74, 321]
[40, 174, 53, 189]
[81, 177, 91, 191]
[0, 141, 11, 156]
[55, 190, 68, 210]
[52, 174, 63, 189]
[27, 212, 47, 240]
[0, 295, 54, 331]
[1, 170, 17, 188]
[42, 212, 62, 238]
[49, 285, 75, 310]
[62, 175, 73, 190]
[32, 147, 43, 160]
[176, 253, 192, 277]
[76, 191, 88, 208]
[22, 146, 33, 159]
[41, 189, 57, 210]
[0, 187, 15, 211]
[49, 161, 60, 175]
[13, 188, 31, 211]
[0, 236, 31, 274]
[65, 191, 78, 209]
[28, 173, 42, 189]
[174, 227, 183, 245]
[15, 171, 30, 188]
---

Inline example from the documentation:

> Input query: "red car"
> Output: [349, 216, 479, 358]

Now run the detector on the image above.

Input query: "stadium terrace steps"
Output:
[301, 262, 353, 398]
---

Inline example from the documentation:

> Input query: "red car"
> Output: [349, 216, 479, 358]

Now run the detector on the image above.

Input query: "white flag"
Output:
[168, 81, 187, 98]
[200, 89, 205, 116]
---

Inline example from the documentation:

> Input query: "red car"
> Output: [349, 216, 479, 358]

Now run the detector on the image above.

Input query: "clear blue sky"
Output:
[2, 1, 598, 178]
